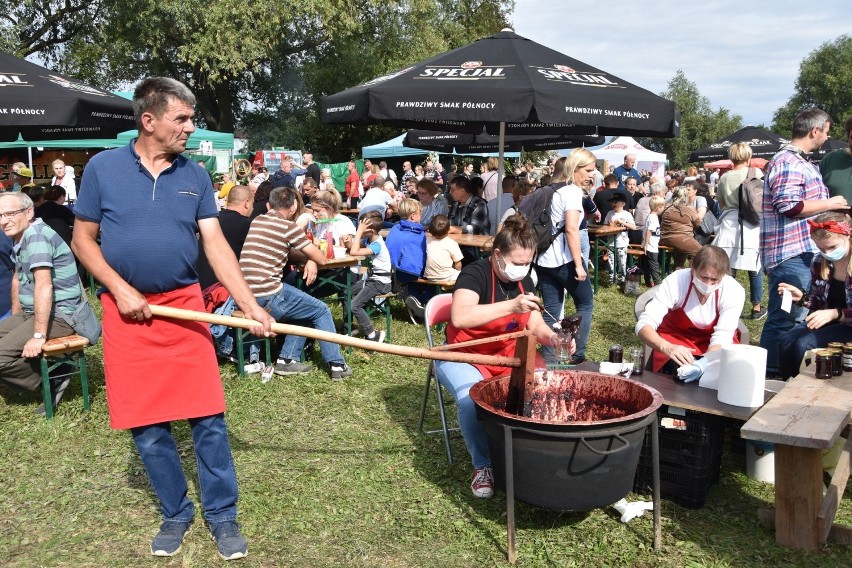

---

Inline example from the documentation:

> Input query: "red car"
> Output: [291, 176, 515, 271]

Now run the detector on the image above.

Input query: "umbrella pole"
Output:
[494, 121, 506, 235]
[27, 145, 33, 179]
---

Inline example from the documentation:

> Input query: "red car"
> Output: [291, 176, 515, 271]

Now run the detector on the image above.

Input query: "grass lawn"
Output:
[1, 276, 851, 567]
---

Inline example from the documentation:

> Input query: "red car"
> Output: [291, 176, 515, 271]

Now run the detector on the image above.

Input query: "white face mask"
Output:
[821, 243, 848, 262]
[692, 275, 722, 295]
[497, 253, 529, 282]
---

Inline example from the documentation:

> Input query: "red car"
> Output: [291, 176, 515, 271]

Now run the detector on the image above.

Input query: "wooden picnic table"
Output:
[379, 229, 493, 255]
[741, 367, 852, 550]
[588, 224, 627, 294]
[296, 254, 366, 335]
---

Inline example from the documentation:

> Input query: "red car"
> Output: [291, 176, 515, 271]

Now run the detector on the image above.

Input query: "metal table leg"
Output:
[504, 425, 516, 564]
[651, 413, 661, 549]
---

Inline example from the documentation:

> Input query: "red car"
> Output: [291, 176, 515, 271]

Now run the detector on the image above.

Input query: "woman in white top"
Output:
[712, 142, 765, 319]
[534, 149, 595, 364]
[636, 245, 745, 374]
[51, 159, 76, 203]
[303, 189, 357, 297]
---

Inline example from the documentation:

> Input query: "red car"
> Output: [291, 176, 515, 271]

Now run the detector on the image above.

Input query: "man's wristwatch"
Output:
[33, 332, 45, 339]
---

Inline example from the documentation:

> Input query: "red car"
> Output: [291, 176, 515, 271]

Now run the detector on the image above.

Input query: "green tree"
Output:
[638, 70, 742, 169]
[771, 35, 851, 138]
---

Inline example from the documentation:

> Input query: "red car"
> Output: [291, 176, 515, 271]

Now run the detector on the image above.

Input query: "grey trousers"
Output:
[0, 312, 75, 391]
[349, 278, 392, 336]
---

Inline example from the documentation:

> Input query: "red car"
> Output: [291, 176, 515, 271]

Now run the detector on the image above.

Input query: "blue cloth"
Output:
[256, 283, 344, 365]
[760, 253, 813, 372]
[0, 233, 14, 317]
[131, 414, 238, 523]
[434, 360, 491, 468]
[536, 261, 594, 361]
[385, 219, 426, 281]
[74, 139, 218, 293]
[613, 165, 642, 190]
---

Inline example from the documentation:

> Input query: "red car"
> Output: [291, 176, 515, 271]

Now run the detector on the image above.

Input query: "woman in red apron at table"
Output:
[636, 245, 745, 375]
[434, 215, 563, 500]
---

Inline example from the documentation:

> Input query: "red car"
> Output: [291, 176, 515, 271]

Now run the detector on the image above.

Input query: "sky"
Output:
[509, 0, 850, 128]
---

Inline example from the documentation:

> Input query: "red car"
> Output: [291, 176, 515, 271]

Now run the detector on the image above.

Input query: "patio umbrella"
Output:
[0, 51, 135, 142]
[809, 138, 848, 162]
[403, 128, 605, 154]
[687, 126, 790, 163]
[322, 28, 679, 226]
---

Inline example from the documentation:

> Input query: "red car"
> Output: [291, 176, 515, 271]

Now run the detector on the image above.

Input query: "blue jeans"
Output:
[131, 413, 237, 523]
[761, 253, 813, 372]
[256, 284, 345, 365]
[733, 268, 764, 306]
[434, 360, 490, 468]
[536, 262, 594, 362]
[579, 228, 590, 269]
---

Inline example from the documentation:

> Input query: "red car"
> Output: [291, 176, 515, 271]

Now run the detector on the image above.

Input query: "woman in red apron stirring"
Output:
[636, 245, 745, 375]
[434, 215, 563, 499]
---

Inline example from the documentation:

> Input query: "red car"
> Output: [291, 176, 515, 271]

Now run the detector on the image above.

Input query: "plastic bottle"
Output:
[326, 233, 335, 259]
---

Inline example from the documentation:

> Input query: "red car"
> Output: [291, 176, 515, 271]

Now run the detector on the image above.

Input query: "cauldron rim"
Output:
[470, 369, 664, 429]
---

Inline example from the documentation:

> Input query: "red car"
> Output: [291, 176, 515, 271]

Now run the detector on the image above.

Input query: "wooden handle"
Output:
[429, 330, 530, 352]
[148, 305, 521, 368]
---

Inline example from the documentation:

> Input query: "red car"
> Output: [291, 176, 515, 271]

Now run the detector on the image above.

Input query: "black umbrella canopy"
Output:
[688, 126, 791, 162]
[403, 129, 605, 153]
[809, 137, 848, 162]
[0, 51, 135, 142]
[322, 30, 679, 138]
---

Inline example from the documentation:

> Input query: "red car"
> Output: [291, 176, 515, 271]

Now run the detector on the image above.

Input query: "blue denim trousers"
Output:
[536, 262, 594, 361]
[761, 253, 813, 372]
[256, 284, 345, 365]
[131, 413, 238, 523]
[434, 360, 490, 468]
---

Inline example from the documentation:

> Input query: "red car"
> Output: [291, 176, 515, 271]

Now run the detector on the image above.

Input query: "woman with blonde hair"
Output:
[712, 142, 765, 319]
[660, 186, 702, 268]
[481, 156, 501, 201]
[777, 212, 852, 379]
[534, 148, 596, 364]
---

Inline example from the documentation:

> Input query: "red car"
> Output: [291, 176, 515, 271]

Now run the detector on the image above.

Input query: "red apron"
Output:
[101, 283, 225, 429]
[446, 268, 544, 378]
[650, 279, 739, 372]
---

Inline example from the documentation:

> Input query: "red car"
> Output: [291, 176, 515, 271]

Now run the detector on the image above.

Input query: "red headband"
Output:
[807, 219, 852, 236]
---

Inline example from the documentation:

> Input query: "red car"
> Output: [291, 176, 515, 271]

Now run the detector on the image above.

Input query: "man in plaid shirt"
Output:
[759, 108, 848, 374]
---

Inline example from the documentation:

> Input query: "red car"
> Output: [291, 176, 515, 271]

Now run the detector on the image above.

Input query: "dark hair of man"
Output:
[269, 186, 297, 210]
[132, 77, 196, 129]
[603, 173, 619, 187]
[450, 175, 473, 194]
[379, 161, 388, 168]
[501, 175, 517, 191]
[226, 185, 252, 205]
[844, 116, 852, 137]
[493, 213, 536, 254]
[28, 184, 47, 203]
[301, 177, 317, 190]
[429, 214, 450, 238]
[792, 108, 831, 139]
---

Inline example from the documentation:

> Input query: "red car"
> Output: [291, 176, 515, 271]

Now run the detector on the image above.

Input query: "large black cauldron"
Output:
[470, 369, 662, 511]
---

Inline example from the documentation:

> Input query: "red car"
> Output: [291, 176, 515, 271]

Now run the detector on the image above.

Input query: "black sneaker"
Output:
[570, 355, 587, 365]
[330, 363, 353, 381]
[151, 520, 191, 557]
[404, 296, 425, 325]
[751, 307, 768, 320]
[34, 375, 72, 416]
[273, 360, 313, 376]
[209, 520, 247, 560]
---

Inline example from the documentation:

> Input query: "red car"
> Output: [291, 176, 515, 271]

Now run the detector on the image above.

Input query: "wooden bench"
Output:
[230, 311, 272, 375]
[413, 278, 456, 292]
[742, 368, 852, 550]
[40, 334, 90, 419]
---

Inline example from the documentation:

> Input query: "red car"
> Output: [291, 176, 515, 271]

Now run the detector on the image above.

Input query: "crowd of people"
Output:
[1, 71, 851, 561]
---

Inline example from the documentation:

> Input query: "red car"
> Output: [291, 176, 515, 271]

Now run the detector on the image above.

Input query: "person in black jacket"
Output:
[196, 185, 254, 289]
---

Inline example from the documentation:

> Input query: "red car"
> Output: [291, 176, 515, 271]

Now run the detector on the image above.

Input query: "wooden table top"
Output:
[741, 368, 852, 448]
[297, 254, 365, 271]
[575, 361, 773, 422]
[588, 224, 628, 237]
[378, 228, 493, 250]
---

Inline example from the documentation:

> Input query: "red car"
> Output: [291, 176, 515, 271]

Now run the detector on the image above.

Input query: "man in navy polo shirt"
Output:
[72, 77, 273, 561]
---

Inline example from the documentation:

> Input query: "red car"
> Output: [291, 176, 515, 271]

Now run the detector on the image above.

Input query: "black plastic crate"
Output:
[656, 404, 726, 446]
[633, 452, 722, 509]
[640, 427, 724, 468]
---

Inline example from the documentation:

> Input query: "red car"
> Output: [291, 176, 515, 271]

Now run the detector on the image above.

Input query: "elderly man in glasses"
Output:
[0, 192, 95, 414]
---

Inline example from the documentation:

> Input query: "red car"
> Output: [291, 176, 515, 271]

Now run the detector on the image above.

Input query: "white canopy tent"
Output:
[592, 136, 666, 179]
